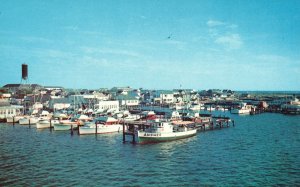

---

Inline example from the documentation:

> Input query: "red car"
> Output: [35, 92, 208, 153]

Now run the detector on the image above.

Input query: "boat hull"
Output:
[138, 129, 197, 144]
[53, 124, 76, 131]
[36, 120, 51, 129]
[6, 116, 23, 123]
[36, 120, 59, 129]
[19, 117, 39, 125]
[231, 109, 250, 114]
[79, 124, 123, 135]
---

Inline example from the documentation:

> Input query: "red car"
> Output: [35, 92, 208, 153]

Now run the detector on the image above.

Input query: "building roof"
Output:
[3, 84, 42, 89]
[156, 90, 174, 95]
[116, 95, 138, 100]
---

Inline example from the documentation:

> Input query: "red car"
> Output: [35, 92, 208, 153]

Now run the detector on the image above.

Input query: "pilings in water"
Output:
[196, 116, 235, 131]
[123, 122, 136, 144]
[122, 122, 126, 143]
[122, 121, 149, 144]
[70, 124, 80, 136]
[95, 123, 98, 136]
[50, 119, 52, 132]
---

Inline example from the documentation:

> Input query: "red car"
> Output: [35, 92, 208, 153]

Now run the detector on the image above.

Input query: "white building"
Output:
[0, 105, 24, 119]
[116, 95, 139, 107]
[153, 90, 174, 104]
[96, 100, 119, 111]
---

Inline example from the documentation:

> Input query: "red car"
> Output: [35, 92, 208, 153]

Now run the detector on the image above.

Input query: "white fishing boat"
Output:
[6, 115, 24, 123]
[36, 119, 51, 129]
[189, 103, 204, 111]
[138, 119, 197, 144]
[170, 111, 181, 120]
[231, 103, 251, 114]
[123, 113, 141, 122]
[36, 119, 60, 129]
[19, 115, 39, 125]
[79, 116, 123, 135]
[53, 123, 75, 131]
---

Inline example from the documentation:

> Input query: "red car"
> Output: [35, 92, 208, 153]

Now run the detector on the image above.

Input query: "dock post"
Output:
[50, 119, 52, 128]
[95, 123, 98, 136]
[226, 120, 229, 127]
[122, 122, 126, 143]
[50, 120, 52, 132]
[13, 117, 15, 126]
[29, 119, 31, 129]
[77, 124, 80, 135]
[71, 125, 73, 136]
[211, 121, 214, 129]
[232, 120, 235, 127]
[132, 127, 136, 144]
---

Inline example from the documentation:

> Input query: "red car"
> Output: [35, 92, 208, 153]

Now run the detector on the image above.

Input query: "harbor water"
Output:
[0, 113, 299, 186]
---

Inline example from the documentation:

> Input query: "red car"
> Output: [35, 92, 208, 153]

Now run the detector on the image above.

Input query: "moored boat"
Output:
[6, 116, 24, 123]
[53, 123, 75, 131]
[19, 116, 39, 125]
[36, 119, 60, 129]
[79, 116, 123, 135]
[138, 119, 197, 144]
[231, 103, 252, 114]
[36, 119, 51, 129]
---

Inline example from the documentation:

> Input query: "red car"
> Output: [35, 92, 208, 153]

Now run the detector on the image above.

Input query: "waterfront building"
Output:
[115, 95, 139, 108]
[153, 90, 174, 104]
[96, 100, 119, 112]
[0, 105, 24, 119]
[110, 86, 133, 96]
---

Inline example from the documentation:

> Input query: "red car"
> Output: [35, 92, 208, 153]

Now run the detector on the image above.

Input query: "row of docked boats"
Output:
[3, 109, 200, 143]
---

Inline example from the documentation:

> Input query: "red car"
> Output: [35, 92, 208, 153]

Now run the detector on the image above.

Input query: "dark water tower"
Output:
[22, 64, 28, 80]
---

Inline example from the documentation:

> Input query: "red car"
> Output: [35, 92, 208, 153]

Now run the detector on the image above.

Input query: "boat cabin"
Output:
[147, 121, 174, 133]
[94, 116, 119, 125]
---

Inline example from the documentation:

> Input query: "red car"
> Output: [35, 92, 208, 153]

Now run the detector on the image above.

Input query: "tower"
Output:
[21, 64, 28, 84]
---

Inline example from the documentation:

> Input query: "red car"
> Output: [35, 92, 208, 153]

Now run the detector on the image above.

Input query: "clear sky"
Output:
[0, 0, 299, 91]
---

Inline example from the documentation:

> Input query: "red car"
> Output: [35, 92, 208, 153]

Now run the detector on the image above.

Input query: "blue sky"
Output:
[0, 0, 299, 90]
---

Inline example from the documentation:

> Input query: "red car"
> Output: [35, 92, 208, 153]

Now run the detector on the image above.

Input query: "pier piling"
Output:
[132, 127, 136, 144]
[29, 119, 31, 128]
[71, 125, 73, 136]
[13, 117, 15, 126]
[95, 123, 98, 136]
[122, 122, 125, 143]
